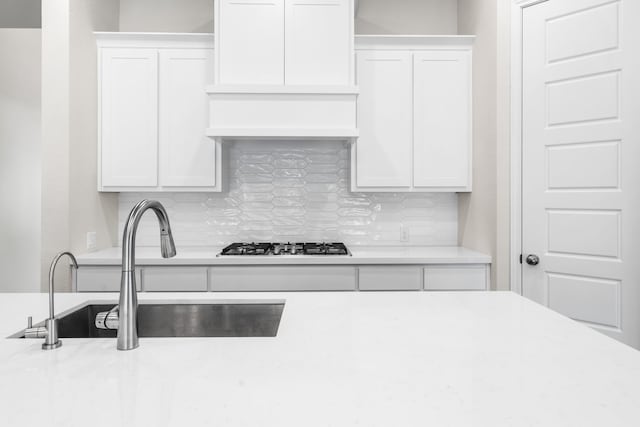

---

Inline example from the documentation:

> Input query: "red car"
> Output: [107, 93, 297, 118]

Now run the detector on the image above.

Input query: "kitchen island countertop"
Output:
[1, 291, 639, 426]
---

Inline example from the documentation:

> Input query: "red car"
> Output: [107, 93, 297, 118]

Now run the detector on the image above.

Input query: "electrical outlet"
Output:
[86, 231, 97, 251]
[400, 226, 410, 242]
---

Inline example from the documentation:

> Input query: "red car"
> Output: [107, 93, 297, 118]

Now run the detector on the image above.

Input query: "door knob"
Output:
[526, 254, 540, 266]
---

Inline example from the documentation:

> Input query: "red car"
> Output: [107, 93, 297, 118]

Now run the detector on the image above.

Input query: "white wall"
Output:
[69, 0, 119, 263]
[40, 0, 120, 292]
[120, 0, 214, 32]
[0, 29, 42, 291]
[356, 0, 457, 34]
[118, 0, 458, 34]
[41, 0, 72, 292]
[456, 0, 512, 291]
[495, 1, 511, 291]
[457, 0, 498, 288]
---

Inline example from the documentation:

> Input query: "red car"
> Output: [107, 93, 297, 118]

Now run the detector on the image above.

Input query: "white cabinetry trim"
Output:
[207, 91, 358, 140]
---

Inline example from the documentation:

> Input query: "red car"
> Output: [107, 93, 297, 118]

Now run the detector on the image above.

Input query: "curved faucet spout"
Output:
[118, 199, 176, 351]
[25, 251, 79, 350]
[122, 199, 176, 272]
[48, 252, 78, 320]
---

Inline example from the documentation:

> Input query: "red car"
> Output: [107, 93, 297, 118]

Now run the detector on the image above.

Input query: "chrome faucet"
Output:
[25, 252, 78, 349]
[116, 199, 176, 350]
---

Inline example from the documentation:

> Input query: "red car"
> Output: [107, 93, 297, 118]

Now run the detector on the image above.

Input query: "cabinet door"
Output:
[355, 51, 412, 188]
[217, 0, 285, 85]
[285, 0, 352, 85]
[142, 267, 208, 292]
[76, 267, 141, 292]
[359, 266, 422, 290]
[424, 265, 487, 291]
[413, 50, 471, 190]
[100, 48, 158, 188]
[159, 49, 217, 188]
[210, 266, 356, 291]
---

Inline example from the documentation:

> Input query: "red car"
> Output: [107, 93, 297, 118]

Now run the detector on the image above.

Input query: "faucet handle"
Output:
[95, 306, 119, 330]
[24, 316, 61, 348]
[24, 321, 47, 339]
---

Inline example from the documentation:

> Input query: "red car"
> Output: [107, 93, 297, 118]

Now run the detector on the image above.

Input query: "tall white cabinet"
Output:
[97, 33, 221, 192]
[351, 36, 474, 192]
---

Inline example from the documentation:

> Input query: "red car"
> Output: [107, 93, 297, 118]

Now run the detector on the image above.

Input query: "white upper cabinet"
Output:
[284, 0, 353, 85]
[351, 36, 474, 192]
[100, 48, 158, 188]
[159, 49, 218, 188]
[355, 50, 412, 188]
[413, 50, 471, 189]
[209, 0, 356, 139]
[214, 0, 354, 87]
[217, 0, 285, 85]
[97, 33, 221, 192]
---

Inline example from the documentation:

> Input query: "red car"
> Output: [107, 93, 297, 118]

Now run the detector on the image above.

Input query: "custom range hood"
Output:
[207, 0, 358, 141]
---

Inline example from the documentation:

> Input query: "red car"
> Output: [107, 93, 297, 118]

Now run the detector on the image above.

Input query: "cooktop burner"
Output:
[219, 242, 272, 256]
[219, 242, 350, 256]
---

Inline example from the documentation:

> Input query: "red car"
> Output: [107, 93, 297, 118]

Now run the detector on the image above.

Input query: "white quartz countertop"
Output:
[75, 246, 491, 265]
[1, 291, 640, 426]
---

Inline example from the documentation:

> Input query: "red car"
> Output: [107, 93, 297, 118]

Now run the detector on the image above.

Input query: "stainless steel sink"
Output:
[10, 301, 285, 339]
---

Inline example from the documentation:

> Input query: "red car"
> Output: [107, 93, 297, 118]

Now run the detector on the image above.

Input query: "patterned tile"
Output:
[119, 141, 457, 247]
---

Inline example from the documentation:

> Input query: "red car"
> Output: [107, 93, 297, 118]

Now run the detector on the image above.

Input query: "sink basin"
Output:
[10, 301, 285, 338]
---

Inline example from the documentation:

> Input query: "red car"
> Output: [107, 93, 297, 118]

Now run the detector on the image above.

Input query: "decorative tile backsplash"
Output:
[118, 141, 457, 247]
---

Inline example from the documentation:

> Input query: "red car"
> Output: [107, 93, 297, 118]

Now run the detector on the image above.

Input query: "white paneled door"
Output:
[522, 0, 640, 347]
